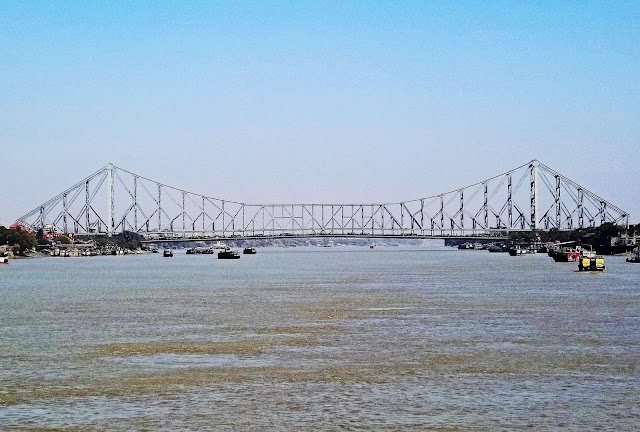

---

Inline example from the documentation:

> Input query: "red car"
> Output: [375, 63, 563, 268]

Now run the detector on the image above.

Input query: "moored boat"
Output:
[627, 247, 640, 263]
[508, 245, 528, 256]
[218, 248, 240, 259]
[243, 247, 257, 255]
[487, 243, 509, 253]
[0, 256, 8, 264]
[552, 246, 581, 262]
[163, 249, 173, 257]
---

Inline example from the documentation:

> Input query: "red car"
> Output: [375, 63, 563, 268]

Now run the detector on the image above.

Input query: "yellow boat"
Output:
[578, 253, 605, 271]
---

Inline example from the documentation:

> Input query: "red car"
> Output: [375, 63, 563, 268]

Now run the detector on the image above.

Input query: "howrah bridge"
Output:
[15, 160, 630, 242]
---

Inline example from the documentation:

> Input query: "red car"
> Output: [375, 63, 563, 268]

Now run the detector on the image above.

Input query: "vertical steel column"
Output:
[85, 181, 90, 233]
[331, 205, 335, 233]
[507, 173, 513, 229]
[202, 197, 205, 233]
[62, 193, 68, 234]
[222, 201, 225, 236]
[420, 199, 424, 234]
[133, 176, 138, 232]
[459, 190, 464, 230]
[351, 205, 355, 233]
[182, 192, 186, 234]
[555, 175, 561, 228]
[107, 164, 114, 236]
[371, 205, 374, 234]
[440, 195, 444, 231]
[483, 182, 488, 229]
[157, 184, 162, 233]
[530, 161, 538, 230]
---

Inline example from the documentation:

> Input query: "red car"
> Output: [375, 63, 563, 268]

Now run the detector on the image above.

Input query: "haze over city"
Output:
[1, 1, 638, 224]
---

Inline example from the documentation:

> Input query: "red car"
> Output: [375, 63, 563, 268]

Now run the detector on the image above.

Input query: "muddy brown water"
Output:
[1, 245, 638, 430]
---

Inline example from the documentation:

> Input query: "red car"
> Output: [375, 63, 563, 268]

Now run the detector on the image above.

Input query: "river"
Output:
[1, 245, 639, 430]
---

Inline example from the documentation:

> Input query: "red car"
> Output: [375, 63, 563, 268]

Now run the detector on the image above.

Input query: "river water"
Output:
[0, 245, 638, 431]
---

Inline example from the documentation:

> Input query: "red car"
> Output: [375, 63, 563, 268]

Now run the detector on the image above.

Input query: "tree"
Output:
[57, 235, 72, 244]
[0, 226, 37, 255]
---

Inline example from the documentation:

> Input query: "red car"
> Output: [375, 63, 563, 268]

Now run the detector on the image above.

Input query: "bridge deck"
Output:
[140, 233, 509, 243]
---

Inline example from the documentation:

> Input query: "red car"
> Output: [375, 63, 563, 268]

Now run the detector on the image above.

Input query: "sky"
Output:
[1, 1, 639, 225]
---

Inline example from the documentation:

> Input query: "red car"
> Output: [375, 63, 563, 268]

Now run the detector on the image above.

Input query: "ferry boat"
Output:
[627, 247, 640, 263]
[579, 250, 605, 271]
[218, 248, 240, 259]
[551, 246, 581, 262]
[163, 249, 173, 257]
[243, 247, 257, 255]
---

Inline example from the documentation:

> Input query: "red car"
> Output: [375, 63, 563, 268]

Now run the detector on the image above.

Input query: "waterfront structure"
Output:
[15, 160, 629, 241]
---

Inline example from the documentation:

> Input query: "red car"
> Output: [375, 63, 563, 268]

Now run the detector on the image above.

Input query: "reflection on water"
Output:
[1, 246, 639, 430]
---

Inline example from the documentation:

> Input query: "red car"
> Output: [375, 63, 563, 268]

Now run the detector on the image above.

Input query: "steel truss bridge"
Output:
[16, 160, 629, 242]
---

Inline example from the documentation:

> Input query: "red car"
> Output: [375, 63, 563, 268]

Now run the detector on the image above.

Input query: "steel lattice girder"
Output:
[16, 160, 629, 238]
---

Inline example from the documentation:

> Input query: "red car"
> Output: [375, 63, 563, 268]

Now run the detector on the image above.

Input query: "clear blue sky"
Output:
[1, 1, 639, 224]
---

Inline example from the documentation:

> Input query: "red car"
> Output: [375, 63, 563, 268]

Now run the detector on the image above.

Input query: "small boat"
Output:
[458, 243, 473, 250]
[508, 245, 528, 256]
[579, 250, 605, 271]
[487, 243, 508, 253]
[163, 249, 173, 257]
[0, 256, 8, 264]
[243, 247, 257, 255]
[627, 247, 640, 263]
[218, 248, 240, 259]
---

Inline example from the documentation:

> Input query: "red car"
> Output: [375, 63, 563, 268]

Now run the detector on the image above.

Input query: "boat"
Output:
[579, 250, 605, 271]
[551, 246, 581, 262]
[627, 247, 640, 263]
[0, 256, 8, 264]
[163, 249, 173, 257]
[487, 243, 509, 253]
[457, 243, 473, 250]
[243, 247, 257, 255]
[508, 245, 528, 256]
[186, 247, 215, 255]
[218, 248, 240, 259]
